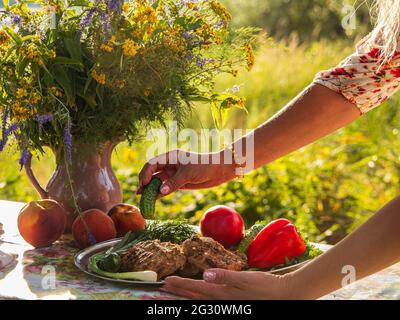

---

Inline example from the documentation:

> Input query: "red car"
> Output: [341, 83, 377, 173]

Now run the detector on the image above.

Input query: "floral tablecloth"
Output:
[1, 200, 400, 300]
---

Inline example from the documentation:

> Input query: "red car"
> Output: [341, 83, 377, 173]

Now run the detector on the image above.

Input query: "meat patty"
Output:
[120, 240, 186, 279]
[182, 236, 247, 272]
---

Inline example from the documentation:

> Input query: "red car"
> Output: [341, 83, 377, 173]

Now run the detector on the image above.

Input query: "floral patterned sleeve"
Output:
[314, 44, 400, 114]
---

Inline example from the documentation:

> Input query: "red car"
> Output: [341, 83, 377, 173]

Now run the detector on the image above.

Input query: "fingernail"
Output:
[160, 184, 170, 194]
[203, 271, 216, 282]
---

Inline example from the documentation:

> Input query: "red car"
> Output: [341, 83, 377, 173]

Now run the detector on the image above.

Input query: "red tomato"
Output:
[200, 205, 244, 248]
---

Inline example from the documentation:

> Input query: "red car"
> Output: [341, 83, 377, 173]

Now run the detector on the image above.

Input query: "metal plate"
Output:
[74, 238, 329, 286]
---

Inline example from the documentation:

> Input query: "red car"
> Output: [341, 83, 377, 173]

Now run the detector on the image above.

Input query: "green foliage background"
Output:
[2, 0, 400, 244]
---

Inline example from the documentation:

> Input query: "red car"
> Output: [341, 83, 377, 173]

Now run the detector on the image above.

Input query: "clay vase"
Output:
[25, 141, 122, 232]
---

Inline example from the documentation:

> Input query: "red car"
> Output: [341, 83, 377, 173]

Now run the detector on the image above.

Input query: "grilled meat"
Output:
[120, 240, 186, 279]
[182, 236, 247, 272]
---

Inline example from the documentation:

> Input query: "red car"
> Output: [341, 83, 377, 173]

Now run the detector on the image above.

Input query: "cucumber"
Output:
[140, 177, 162, 218]
[237, 223, 266, 253]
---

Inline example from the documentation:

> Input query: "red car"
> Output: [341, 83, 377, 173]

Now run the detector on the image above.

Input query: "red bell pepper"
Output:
[246, 218, 306, 268]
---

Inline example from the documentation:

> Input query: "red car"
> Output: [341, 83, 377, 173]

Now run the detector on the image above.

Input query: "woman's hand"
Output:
[161, 269, 298, 300]
[138, 150, 236, 196]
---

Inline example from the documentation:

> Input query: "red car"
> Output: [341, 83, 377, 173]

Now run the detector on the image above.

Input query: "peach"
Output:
[18, 199, 67, 248]
[108, 203, 146, 237]
[72, 209, 117, 248]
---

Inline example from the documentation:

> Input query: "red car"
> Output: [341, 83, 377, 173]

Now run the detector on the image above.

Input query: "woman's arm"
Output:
[289, 195, 400, 299]
[162, 195, 400, 299]
[139, 83, 361, 194]
[235, 83, 360, 170]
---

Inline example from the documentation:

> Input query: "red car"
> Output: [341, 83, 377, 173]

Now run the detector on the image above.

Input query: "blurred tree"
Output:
[222, 0, 372, 42]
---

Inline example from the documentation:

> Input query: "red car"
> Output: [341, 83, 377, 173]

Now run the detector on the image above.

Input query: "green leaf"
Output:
[4, 26, 22, 45]
[53, 67, 74, 104]
[76, 89, 97, 108]
[53, 56, 82, 65]
[83, 74, 92, 95]
[2, 0, 9, 10]
[16, 58, 29, 76]
[64, 37, 82, 61]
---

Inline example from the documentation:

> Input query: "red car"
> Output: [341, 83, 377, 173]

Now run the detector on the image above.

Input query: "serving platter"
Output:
[74, 238, 330, 286]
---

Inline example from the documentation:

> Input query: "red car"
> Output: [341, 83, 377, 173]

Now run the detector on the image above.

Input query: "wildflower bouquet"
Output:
[0, 0, 257, 165]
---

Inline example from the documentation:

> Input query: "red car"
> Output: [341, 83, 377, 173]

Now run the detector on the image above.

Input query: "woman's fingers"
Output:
[163, 276, 227, 299]
[160, 286, 205, 300]
[159, 167, 191, 195]
[138, 160, 164, 188]
[203, 269, 251, 288]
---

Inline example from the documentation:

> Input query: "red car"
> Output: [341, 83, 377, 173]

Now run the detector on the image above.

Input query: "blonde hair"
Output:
[369, 0, 400, 61]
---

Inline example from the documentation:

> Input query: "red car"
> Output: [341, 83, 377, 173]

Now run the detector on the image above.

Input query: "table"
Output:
[1, 200, 400, 300]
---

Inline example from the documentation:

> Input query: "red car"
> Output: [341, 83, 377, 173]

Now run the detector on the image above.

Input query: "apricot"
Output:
[18, 199, 67, 248]
[108, 203, 146, 237]
[72, 209, 117, 249]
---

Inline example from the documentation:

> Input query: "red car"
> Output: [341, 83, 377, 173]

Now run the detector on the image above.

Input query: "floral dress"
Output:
[314, 41, 400, 114]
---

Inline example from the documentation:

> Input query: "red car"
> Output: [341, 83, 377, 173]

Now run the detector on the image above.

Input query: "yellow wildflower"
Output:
[237, 97, 246, 109]
[115, 79, 126, 89]
[131, 29, 142, 38]
[144, 88, 150, 97]
[145, 25, 155, 35]
[137, 6, 157, 24]
[16, 88, 28, 99]
[164, 29, 186, 54]
[244, 43, 255, 71]
[123, 2, 130, 13]
[49, 49, 56, 58]
[51, 86, 63, 97]
[210, 1, 232, 22]
[100, 43, 113, 53]
[12, 101, 36, 122]
[30, 92, 41, 104]
[91, 69, 106, 85]
[156, 3, 164, 16]
[122, 39, 140, 57]
[0, 30, 10, 48]
[21, 43, 42, 64]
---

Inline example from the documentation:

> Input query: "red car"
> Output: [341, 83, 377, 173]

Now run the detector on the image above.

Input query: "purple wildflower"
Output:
[63, 122, 73, 164]
[232, 85, 240, 93]
[186, 52, 193, 60]
[183, 31, 190, 40]
[101, 12, 111, 35]
[107, 0, 123, 12]
[80, 7, 96, 29]
[19, 149, 31, 168]
[196, 57, 207, 69]
[0, 107, 9, 152]
[215, 20, 227, 29]
[1, 106, 9, 139]
[11, 14, 22, 26]
[35, 114, 53, 130]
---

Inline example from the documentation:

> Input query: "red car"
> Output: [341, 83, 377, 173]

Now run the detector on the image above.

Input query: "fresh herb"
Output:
[236, 223, 265, 253]
[144, 220, 198, 244]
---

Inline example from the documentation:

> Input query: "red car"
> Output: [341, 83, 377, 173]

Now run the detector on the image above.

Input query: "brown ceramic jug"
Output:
[24, 142, 122, 232]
